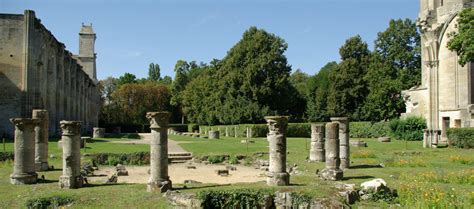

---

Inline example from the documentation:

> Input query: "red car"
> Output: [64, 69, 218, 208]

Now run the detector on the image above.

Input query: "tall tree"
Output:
[148, 63, 161, 81]
[364, 19, 421, 121]
[306, 62, 337, 121]
[327, 35, 370, 120]
[171, 60, 190, 124]
[448, 8, 474, 66]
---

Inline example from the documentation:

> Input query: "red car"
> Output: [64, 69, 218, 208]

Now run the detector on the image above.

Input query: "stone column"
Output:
[93, 127, 105, 138]
[265, 116, 290, 186]
[59, 121, 83, 189]
[320, 122, 343, 181]
[234, 126, 238, 138]
[309, 123, 325, 162]
[32, 109, 49, 171]
[209, 130, 220, 139]
[423, 129, 430, 148]
[10, 118, 39, 184]
[146, 112, 172, 193]
[330, 117, 350, 169]
[225, 127, 229, 137]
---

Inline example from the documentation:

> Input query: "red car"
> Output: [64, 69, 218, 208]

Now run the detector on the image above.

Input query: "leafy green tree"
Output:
[290, 69, 310, 97]
[181, 27, 304, 125]
[116, 73, 137, 87]
[363, 19, 421, 121]
[327, 35, 370, 120]
[148, 63, 161, 81]
[448, 8, 474, 66]
[171, 60, 190, 123]
[306, 62, 337, 121]
[159, 76, 172, 86]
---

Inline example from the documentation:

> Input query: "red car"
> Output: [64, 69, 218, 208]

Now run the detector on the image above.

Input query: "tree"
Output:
[160, 76, 172, 86]
[290, 69, 310, 97]
[181, 27, 304, 125]
[171, 60, 190, 124]
[448, 8, 474, 66]
[306, 62, 337, 121]
[148, 63, 161, 81]
[112, 83, 170, 124]
[363, 19, 421, 121]
[116, 73, 137, 87]
[327, 35, 370, 120]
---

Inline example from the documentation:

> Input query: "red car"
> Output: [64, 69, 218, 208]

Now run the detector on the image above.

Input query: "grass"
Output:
[0, 135, 473, 208]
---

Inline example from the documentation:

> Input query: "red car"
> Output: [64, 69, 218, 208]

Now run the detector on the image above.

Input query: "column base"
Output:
[309, 151, 325, 162]
[59, 175, 83, 189]
[10, 172, 38, 185]
[266, 172, 290, 186]
[147, 179, 172, 193]
[320, 168, 343, 181]
[340, 159, 350, 170]
[35, 162, 49, 171]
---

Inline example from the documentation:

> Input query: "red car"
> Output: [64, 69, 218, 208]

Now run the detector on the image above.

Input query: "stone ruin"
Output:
[309, 123, 325, 162]
[146, 111, 172, 193]
[10, 118, 40, 185]
[265, 116, 290, 186]
[319, 122, 343, 181]
[59, 121, 83, 189]
[93, 127, 105, 138]
[331, 117, 350, 169]
[32, 109, 49, 171]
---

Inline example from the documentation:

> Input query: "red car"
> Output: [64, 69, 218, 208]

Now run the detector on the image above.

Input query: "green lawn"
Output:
[0, 135, 473, 208]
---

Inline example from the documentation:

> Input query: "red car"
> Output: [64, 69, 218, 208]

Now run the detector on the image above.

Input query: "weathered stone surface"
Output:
[0, 12, 100, 138]
[265, 116, 290, 186]
[331, 117, 350, 169]
[350, 140, 367, 147]
[105, 173, 118, 184]
[93, 127, 105, 138]
[10, 118, 39, 185]
[146, 112, 172, 193]
[378, 137, 391, 143]
[360, 178, 387, 191]
[80, 137, 90, 148]
[309, 123, 325, 162]
[320, 122, 343, 181]
[59, 121, 83, 189]
[32, 109, 49, 171]
[208, 131, 220, 139]
[116, 164, 128, 176]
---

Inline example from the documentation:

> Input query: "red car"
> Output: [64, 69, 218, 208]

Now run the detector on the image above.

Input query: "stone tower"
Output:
[403, 0, 474, 147]
[78, 23, 97, 82]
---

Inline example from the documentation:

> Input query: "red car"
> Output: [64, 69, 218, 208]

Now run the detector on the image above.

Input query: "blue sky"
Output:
[1, 0, 419, 80]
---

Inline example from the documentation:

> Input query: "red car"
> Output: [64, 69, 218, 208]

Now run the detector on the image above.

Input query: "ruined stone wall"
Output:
[0, 14, 24, 137]
[0, 10, 99, 138]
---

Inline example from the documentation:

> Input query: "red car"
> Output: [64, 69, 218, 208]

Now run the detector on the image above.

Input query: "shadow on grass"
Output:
[37, 179, 59, 184]
[82, 182, 132, 188]
[350, 164, 383, 169]
[174, 184, 228, 191]
[342, 175, 375, 180]
[89, 139, 111, 143]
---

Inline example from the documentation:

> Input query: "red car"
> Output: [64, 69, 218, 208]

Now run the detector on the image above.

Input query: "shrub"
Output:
[207, 155, 226, 164]
[197, 189, 274, 208]
[351, 122, 390, 138]
[91, 152, 150, 166]
[169, 124, 188, 132]
[25, 195, 74, 209]
[446, 128, 474, 148]
[287, 123, 312, 137]
[229, 155, 239, 164]
[0, 152, 14, 161]
[389, 116, 426, 141]
[188, 124, 199, 133]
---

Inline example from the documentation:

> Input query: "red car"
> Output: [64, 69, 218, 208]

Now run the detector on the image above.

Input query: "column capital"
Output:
[264, 116, 288, 135]
[146, 112, 171, 129]
[10, 118, 40, 130]
[60, 121, 81, 136]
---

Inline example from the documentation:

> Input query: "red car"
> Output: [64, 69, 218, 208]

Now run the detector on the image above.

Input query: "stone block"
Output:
[378, 137, 391, 142]
[215, 169, 229, 176]
[350, 140, 367, 147]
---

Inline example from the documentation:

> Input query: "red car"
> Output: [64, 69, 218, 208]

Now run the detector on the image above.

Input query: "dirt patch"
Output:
[88, 163, 266, 185]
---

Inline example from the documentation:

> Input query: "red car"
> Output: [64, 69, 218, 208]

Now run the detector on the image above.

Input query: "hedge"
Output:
[89, 152, 150, 166]
[199, 122, 390, 138]
[447, 128, 474, 148]
[389, 116, 426, 141]
[350, 122, 390, 138]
